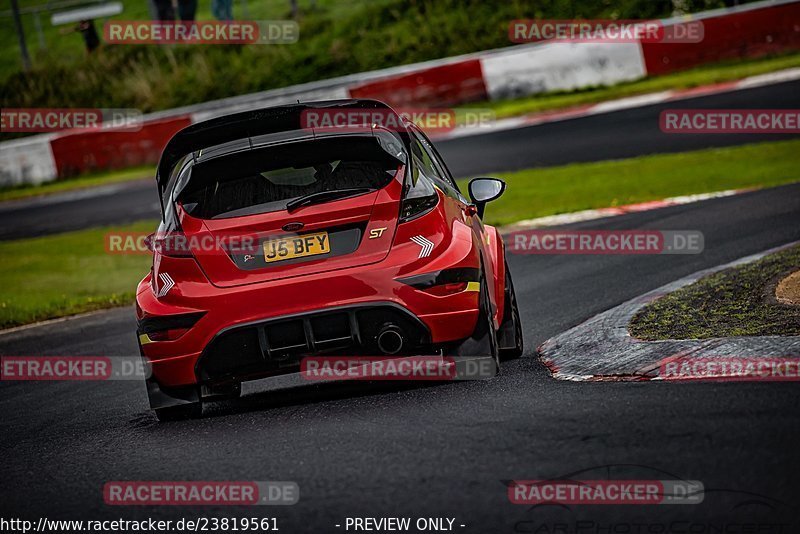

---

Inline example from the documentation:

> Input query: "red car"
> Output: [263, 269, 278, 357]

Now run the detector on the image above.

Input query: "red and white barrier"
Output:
[480, 42, 646, 101]
[641, 0, 800, 75]
[349, 59, 488, 108]
[0, 135, 57, 187]
[49, 116, 192, 178]
[1, 0, 798, 187]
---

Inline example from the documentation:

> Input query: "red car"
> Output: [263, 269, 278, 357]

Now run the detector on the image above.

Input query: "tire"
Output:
[449, 263, 499, 367]
[154, 402, 203, 422]
[499, 261, 524, 360]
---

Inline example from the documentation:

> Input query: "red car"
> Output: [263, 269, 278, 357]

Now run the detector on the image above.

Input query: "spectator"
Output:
[212, 0, 233, 21]
[178, 0, 198, 21]
[76, 19, 100, 52]
[151, 0, 175, 20]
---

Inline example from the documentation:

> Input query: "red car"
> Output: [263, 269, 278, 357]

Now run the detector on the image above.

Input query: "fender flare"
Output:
[482, 224, 506, 328]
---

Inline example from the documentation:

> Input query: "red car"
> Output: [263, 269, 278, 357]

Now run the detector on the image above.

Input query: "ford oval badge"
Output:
[282, 222, 304, 232]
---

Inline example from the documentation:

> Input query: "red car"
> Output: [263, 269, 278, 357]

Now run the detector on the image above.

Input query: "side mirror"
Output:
[468, 177, 506, 218]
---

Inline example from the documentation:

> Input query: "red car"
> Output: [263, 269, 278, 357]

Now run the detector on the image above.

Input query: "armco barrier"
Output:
[642, 0, 800, 75]
[49, 116, 192, 177]
[2, 0, 799, 186]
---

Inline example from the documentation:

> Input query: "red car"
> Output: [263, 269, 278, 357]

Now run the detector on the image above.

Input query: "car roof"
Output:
[157, 99, 408, 197]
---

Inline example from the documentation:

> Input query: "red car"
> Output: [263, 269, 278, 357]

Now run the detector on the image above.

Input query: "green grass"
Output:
[477, 52, 800, 120]
[1, 0, 740, 113]
[0, 0, 384, 82]
[0, 165, 153, 202]
[0, 220, 155, 328]
[471, 139, 800, 227]
[629, 245, 800, 339]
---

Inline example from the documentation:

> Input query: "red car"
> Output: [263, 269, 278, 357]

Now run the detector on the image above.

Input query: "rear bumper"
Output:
[195, 302, 439, 385]
[137, 233, 482, 389]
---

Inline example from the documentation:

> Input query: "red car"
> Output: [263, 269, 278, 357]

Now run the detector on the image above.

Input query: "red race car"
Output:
[136, 100, 523, 420]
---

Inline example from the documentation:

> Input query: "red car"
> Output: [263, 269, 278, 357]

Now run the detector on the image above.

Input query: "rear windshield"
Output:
[178, 137, 402, 219]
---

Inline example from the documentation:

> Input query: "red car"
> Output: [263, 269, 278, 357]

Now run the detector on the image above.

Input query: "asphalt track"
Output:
[1, 79, 799, 241]
[2, 181, 800, 529]
[1, 78, 800, 530]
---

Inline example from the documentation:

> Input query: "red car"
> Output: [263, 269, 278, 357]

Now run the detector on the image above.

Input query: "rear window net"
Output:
[178, 137, 403, 219]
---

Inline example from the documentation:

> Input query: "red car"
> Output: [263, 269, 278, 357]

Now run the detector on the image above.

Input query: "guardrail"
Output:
[1, 0, 798, 187]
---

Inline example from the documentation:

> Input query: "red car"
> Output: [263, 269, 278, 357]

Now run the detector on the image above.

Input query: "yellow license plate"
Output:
[263, 232, 330, 263]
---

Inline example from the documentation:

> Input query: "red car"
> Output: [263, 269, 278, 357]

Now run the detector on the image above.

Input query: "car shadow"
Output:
[200, 378, 451, 420]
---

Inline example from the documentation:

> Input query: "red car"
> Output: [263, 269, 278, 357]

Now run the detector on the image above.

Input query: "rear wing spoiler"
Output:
[156, 99, 410, 216]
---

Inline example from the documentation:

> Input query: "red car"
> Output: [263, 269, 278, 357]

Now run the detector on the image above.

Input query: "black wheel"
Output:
[154, 402, 202, 422]
[449, 263, 499, 368]
[499, 261, 524, 360]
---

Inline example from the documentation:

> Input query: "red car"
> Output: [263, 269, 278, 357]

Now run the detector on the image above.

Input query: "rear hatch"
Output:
[175, 136, 405, 288]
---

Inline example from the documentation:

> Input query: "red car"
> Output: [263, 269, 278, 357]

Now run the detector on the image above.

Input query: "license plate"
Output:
[263, 232, 330, 263]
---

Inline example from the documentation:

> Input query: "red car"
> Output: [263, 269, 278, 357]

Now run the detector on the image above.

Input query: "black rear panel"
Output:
[196, 304, 431, 383]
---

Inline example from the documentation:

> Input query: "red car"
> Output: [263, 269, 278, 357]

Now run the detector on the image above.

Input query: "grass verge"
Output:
[474, 52, 800, 120]
[0, 221, 155, 329]
[474, 139, 800, 227]
[629, 245, 800, 340]
[0, 166, 153, 203]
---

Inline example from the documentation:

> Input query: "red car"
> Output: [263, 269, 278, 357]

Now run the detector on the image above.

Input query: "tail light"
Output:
[400, 174, 438, 222]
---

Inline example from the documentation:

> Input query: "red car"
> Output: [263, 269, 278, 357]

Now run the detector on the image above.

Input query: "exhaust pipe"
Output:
[377, 324, 404, 355]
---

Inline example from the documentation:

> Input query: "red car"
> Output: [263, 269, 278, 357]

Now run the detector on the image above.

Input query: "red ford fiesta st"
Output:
[136, 100, 523, 421]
